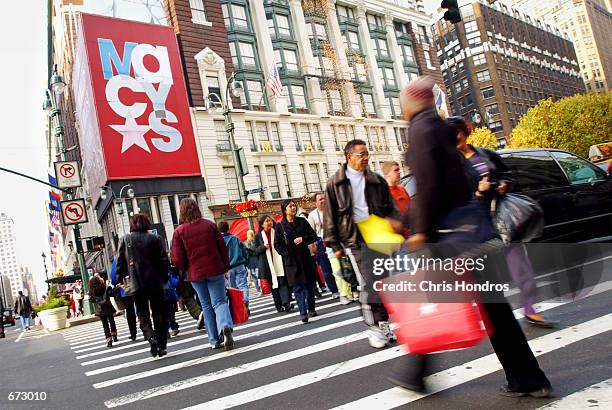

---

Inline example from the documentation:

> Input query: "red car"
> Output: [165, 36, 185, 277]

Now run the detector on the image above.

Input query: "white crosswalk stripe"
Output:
[56, 278, 612, 409]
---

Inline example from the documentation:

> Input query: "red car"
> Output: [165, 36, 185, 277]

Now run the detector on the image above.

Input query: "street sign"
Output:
[60, 199, 88, 225]
[54, 161, 82, 189]
[247, 187, 266, 194]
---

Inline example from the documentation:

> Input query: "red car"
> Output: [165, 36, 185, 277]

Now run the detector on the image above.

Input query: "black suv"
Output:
[499, 149, 612, 242]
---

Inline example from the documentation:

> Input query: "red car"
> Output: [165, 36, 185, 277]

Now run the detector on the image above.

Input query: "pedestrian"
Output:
[73, 280, 84, 317]
[323, 139, 400, 348]
[109, 255, 138, 341]
[307, 192, 341, 300]
[244, 230, 262, 297]
[13, 291, 32, 331]
[447, 115, 556, 328]
[274, 199, 319, 323]
[171, 198, 234, 351]
[382, 161, 411, 216]
[388, 77, 552, 398]
[218, 221, 251, 313]
[87, 274, 117, 348]
[116, 213, 170, 358]
[164, 270, 181, 338]
[253, 215, 293, 313]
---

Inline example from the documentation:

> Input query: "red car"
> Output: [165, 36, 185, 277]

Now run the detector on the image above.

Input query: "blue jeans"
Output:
[248, 268, 261, 293]
[191, 274, 233, 346]
[20, 314, 30, 329]
[229, 265, 249, 304]
[316, 241, 338, 293]
[293, 283, 316, 316]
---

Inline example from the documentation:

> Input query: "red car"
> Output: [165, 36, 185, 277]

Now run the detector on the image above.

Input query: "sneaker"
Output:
[367, 326, 389, 349]
[197, 312, 205, 330]
[301, 314, 309, 324]
[379, 321, 397, 343]
[222, 326, 234, 351]
[210, 342, 223, 350]
[149, 336, 158, 358]
[331, 292, 340, 299]
[172, 329, 180, 337]
[339, 296, 352, 305]
[498, 385, 553, 398]
[352, 291, 360, 302]
[308, 311, 318, 318]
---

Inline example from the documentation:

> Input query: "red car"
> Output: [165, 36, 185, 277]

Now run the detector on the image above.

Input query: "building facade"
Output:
[0, 213, 22, 301]
[20, 267, 39, 305]
[432, 0, 584, 145]
[512, 0, 612, 92]
[166, 0, 441, 222]
[0, 276, 13, 309]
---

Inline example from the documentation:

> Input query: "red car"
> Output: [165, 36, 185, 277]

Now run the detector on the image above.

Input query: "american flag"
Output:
[266, 62, 283, 98]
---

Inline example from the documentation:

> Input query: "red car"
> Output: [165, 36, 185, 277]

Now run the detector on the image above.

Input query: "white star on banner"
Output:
[110, 113, 151, 153]
[418, 303, 438, 316]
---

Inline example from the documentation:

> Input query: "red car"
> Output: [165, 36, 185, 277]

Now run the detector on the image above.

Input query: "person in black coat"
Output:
[253, 215, 292, 313]
[88, 275, 117, 348]
[274, 199, 319, 323]
[117, 213, 170, 358]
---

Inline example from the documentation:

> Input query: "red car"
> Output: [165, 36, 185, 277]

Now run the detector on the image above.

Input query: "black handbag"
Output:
[491, 194, 544, 243]
[122, 234, 142, 296]
[338, 256, 359, 288]
[112, 286, 126, 310]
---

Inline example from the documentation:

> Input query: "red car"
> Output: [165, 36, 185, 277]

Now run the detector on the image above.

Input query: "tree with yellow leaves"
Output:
[508, 92, 612, 158]
[467, 127, 497, 149]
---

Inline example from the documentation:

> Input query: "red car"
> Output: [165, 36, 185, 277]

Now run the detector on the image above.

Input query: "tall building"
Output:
[0, 275, 13, 309]
[0, 213, 22, 301]
[20, 267, 39, 305]
[511, 0, 612, 92]
[166, 0, 442, 221]
[432, 0, 584, 145]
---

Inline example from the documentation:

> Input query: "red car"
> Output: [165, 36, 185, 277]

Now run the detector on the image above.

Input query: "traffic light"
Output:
[441, 0, 462, 24]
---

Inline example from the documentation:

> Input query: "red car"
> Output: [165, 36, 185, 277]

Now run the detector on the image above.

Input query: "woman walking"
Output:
[253, 215, 293, 313]
[87, 274, 117, 348]
[116, 214, 170, 358]
[245, 230, 262, 297]
[274, 200, 319, 323]
[171, 198, 235, 350]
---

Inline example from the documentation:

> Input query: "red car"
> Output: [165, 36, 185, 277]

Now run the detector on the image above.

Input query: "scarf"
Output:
[261, 228, 284, 289]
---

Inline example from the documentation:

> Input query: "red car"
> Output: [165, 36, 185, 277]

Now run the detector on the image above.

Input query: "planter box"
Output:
[38, 306, 68, 331]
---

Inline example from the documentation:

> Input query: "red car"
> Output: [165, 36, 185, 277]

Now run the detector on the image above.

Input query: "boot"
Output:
[112, 333, 118, 342]
[106, 337, 113, 348]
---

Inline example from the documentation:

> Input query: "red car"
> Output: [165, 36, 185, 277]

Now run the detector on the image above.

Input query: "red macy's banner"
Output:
[73, 14, 201, 202]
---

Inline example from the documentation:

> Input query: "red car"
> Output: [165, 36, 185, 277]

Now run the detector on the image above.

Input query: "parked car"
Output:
[498, 149, 612, 242]
[2, 308, 15, 326]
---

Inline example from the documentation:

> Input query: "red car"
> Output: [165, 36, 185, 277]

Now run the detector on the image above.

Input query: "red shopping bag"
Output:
[379, 269, 488, 355]
[227, 287, 249, 324]
[260, 279, 271, 295]
[316, 264, 325, 285]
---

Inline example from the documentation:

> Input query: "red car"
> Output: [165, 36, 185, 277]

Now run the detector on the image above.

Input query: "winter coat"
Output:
[222, 233, 248, 269]
[253, 230, 285, 289]
[323, 164, 399, 252]
[404, 108, 471, 235]
[116, 232, 170, 292]
[274, 217, 318, 286]
[90, 286, 116, 317]
[244, 239, 260, 269]
[14, 295, 32, 316]
[171, 218, 230, 282]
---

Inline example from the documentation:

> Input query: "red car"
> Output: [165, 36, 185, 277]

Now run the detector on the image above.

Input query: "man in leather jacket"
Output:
[323, 139, 400, 348]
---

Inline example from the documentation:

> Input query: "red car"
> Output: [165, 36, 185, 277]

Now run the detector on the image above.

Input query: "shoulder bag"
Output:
[122, 234, 142, 296]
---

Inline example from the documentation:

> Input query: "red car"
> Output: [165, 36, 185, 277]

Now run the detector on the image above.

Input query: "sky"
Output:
[0, 2, 49, 297]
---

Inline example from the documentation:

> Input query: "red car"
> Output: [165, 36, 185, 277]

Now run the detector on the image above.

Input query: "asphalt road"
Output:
[1, 250, 611, 410]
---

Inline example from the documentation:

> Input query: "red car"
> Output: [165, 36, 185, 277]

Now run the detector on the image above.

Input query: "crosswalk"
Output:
[59, 282, 612, 409]
[14, 326, 50, 343]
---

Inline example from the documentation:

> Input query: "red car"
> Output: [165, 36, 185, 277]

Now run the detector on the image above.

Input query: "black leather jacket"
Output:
[116, 231, 170, 292]
[323, 164, 399, 251]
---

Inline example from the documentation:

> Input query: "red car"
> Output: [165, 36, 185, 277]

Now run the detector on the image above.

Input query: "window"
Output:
[135, 198, 153, 222]
[223, 167, 241, 201]
[481, 87, 495, 99]
[246, 121, 257, 151]
[230, 4, 248, 29]
[376, 38, 389, 58]
[367, 14, 383, 29]
[189, 0, 207, 24]
[300, 124, 313, 150]
[551, 152, 606, 184]
[500, 151, 567, 191]
[284, 49, 299, 72]
[362, 93, 376, 115]
[244, 81, 264, 108]
[344, 31, 361, 51]
[401, 44, 415, 64]
[390, 97, 401, 118]
[214, 120, 230, 150]
[276, 14, 290, 37]
[489, 120, 503, 133]
[384, 68, 396, 89]
[337, 5, 355, 21]
[254, 165, 264, 194]
[239, 42, 256, 67]
[424, 51, 435, 69]
[288, 84, 307, 110]
[299, 164, 308, 192]
[472, 53, 486, 65]
[266, 165, 281, 199]
[328, 89, 343, 114]
[485, 103, 499, 115]
[476, 70, 491, 82]
[468, 36, 482, 48]
[281, 164, 291, 197]
[464, 21, 478, 33]
[309, 164, 322, 192]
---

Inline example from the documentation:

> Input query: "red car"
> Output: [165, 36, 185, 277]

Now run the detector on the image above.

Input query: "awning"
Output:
[45, 274, 82, 284]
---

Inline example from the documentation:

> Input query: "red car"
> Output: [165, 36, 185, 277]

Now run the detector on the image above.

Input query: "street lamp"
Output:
[41, 252, 49, 289]
[43, 67, 91, 313]
[100, 184, 136, 236]
[206, 75, 252, 230]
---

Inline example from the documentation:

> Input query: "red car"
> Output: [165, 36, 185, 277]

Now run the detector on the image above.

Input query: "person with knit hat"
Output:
[387, 77, 552, 399]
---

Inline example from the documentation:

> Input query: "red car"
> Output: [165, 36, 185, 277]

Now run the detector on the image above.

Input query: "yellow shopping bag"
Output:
[357, 214, 405, 255]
